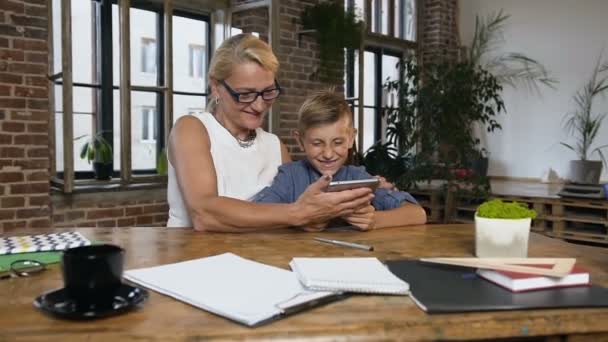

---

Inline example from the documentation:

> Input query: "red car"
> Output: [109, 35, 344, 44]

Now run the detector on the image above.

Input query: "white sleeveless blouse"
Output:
[167, 112, 282, 227]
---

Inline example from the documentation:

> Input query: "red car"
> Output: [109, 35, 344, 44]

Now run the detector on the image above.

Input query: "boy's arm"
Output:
[374, 203, 427, 229]
[251, 166, 295, 204]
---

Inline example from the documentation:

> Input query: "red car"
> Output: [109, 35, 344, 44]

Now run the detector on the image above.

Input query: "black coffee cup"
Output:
[61, 244, 125, 310]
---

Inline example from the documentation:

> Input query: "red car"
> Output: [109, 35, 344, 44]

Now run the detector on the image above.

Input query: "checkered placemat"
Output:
[0, 231, 91, 255]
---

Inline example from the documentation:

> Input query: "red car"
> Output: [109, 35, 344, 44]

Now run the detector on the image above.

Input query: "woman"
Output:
[167, 34, 373, 232]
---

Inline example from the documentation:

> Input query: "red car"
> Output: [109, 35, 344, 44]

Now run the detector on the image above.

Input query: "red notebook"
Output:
[476, 264, 590, 292]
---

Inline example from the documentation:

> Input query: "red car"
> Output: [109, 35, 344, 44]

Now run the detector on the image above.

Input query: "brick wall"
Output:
[419, 0, 460, 66]
[275, 0, 344, 158]
[0, 0, 52, 230]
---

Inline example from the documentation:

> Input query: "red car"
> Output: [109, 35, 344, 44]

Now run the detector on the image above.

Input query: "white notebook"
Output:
[124, 253, 339, 327]
[290, 257, 410, 295]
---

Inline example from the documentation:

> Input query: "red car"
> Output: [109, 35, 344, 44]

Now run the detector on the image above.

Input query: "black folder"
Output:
[386, 260, 608, 313]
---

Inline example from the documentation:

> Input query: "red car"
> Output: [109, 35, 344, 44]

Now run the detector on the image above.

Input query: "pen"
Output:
[313, 237, 374, 251]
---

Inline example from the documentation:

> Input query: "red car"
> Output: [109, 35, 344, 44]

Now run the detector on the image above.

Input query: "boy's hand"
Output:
[342, 205, 376, 231]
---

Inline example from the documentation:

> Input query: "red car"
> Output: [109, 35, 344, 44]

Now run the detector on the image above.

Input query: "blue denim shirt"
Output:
[252, 160, 417, 210]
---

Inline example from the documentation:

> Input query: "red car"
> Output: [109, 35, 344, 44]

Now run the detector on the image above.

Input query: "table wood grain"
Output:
[1, 225, 607, 341]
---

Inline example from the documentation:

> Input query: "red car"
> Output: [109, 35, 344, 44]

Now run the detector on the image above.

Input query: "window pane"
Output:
[113, 89, 121, 170]
[404, 0, 416, 41]
[174, 94, 207, 123]
[131, 8, 159, 86]
[380, 0, 389, 35]
[131, 91, 158, 171]
[363, 107, 376, 153]
[52, 0, 62, 74]
[173, 16, 208, 93]
[73, 87, 96, 172]
[112, 4, 120, 87]
[71, 0, 94, 83]
[382, 55, 400, 108]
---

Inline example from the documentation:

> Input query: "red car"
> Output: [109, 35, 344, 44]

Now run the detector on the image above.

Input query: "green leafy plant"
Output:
[477, 199, 537, 219]
[75, 132, 112, 165]
[301, 2, 363, 83]
[560, 53, 608, 167]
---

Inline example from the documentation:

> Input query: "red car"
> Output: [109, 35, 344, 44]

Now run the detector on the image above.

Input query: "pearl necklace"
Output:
[235, 130, 257, 148]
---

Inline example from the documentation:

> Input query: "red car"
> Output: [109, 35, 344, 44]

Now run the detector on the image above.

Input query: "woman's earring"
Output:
[215, 97, 220, 104]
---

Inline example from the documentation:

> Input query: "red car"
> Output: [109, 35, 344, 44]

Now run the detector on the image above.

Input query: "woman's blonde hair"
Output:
[207, 34, 279, 112]
[297, 89, 353, 134]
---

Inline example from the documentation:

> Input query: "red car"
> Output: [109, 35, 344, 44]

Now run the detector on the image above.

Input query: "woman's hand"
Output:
[292, 175, 374, 227]
[297, 222, 328, 232]
[342, 205, 376, 231]
[376, 176, 398, 191]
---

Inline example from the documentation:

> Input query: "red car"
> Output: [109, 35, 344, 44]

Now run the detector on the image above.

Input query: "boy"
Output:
[252, 91, 427, 230]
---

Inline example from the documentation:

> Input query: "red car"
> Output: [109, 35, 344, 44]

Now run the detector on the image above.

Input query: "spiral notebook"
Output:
[289, 257, 409, 295]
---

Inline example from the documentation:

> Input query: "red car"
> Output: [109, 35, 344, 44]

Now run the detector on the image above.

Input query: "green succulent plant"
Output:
[477, 199, 537, 219]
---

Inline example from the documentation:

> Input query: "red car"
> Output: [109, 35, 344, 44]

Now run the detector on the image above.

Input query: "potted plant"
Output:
[301, 2, 363, 83]
[475, 199, 537, 258]
[560, 53, 608, 184]
[76, 132, 113, 180]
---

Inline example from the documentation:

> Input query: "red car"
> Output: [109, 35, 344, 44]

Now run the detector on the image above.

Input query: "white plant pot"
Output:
[475, 214, 532, 258]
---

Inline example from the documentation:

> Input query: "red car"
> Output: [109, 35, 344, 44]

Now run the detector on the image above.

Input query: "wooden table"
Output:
[1, 225, 608, 341]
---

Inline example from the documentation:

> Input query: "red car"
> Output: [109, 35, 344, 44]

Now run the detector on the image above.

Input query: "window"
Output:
[189, 44, 205, 79]
[50, 0, 210, 192]
[345, 0, 418, 155]
[141, 107, 157, 142]
[141, 38, 157, 73]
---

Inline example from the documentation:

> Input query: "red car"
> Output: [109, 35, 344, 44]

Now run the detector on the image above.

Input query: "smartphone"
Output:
[326, 178, 380, 192]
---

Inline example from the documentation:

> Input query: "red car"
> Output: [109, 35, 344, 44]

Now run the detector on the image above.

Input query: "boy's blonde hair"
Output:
[207, 34, 279, 112]
[297, 90, 353, 134]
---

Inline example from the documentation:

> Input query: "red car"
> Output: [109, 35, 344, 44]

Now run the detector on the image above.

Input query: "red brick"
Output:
[25, 4, 47, 18]
[66, 211, 85, 221]
[28, 195, 49, 206]
[9, 14, 46, 29]
[0, 72, 22, 84]
[86, 208, 124, 220]
[0, 49, 24, 61]
[24, 27, 46, 40]
[143, 203, 169, 214]
[27, 147, 48, 158]
[1, 196, 25, 208]
[24, 75, 45, 86]
[0, 84, 10, 95]
[12, 39, 46, 51]
[0, 133, 11, 144]
[14, 85, 46, 97]
[0, 171, 24, 182]
[27, 122, 47, 132]
[26, 98, 47, 109]
[136, 216, 154, 225]
[117, 217, 136, 226]
[10, 182, 48, 194]
[9, 62, 46, 74]
[14, 134, 48, 145]
[0, 1, 25, 13]
[0, 146, 24, 158]
[14, 158, 48, 169]
[26, 171, 48, 181]
[2, 121, 25, 132]
[24, 51, 45, 63]
[0, 97, 26, 108]
[125, 207, 143, 216]
[16, 207, 49, 219]
[2, 220, 26, 229]
[0, 38, 8, 48]
[0, 210, 15, 220]
[97, 219, 117, 227]
[52, 214, 65, 223]
[29, 218, 51, 228]
[11, 109, 46, 121]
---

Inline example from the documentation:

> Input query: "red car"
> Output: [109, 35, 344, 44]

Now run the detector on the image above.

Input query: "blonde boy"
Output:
[253, 91, 427, 230]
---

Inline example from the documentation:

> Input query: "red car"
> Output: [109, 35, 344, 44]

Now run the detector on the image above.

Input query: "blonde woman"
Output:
[167, 34, 373, 232]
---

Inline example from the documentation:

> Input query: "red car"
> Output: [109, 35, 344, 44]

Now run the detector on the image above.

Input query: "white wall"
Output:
[460, 0, 608, 182]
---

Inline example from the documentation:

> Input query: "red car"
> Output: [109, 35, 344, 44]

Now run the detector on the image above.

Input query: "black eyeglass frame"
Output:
[219, 79, 282, 104]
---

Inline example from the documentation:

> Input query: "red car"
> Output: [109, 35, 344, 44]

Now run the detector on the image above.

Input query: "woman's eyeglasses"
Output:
[220, 79, 282, 103]
[0, 260, 46, 280]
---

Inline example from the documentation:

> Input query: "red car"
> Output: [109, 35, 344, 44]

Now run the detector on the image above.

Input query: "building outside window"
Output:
[141, 38, 157, 73]
[189, 44, 205, 79]
[141, 107, 157, 142]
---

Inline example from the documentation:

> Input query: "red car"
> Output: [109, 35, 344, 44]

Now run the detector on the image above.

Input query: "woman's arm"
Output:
[169, 116, 373, 232]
